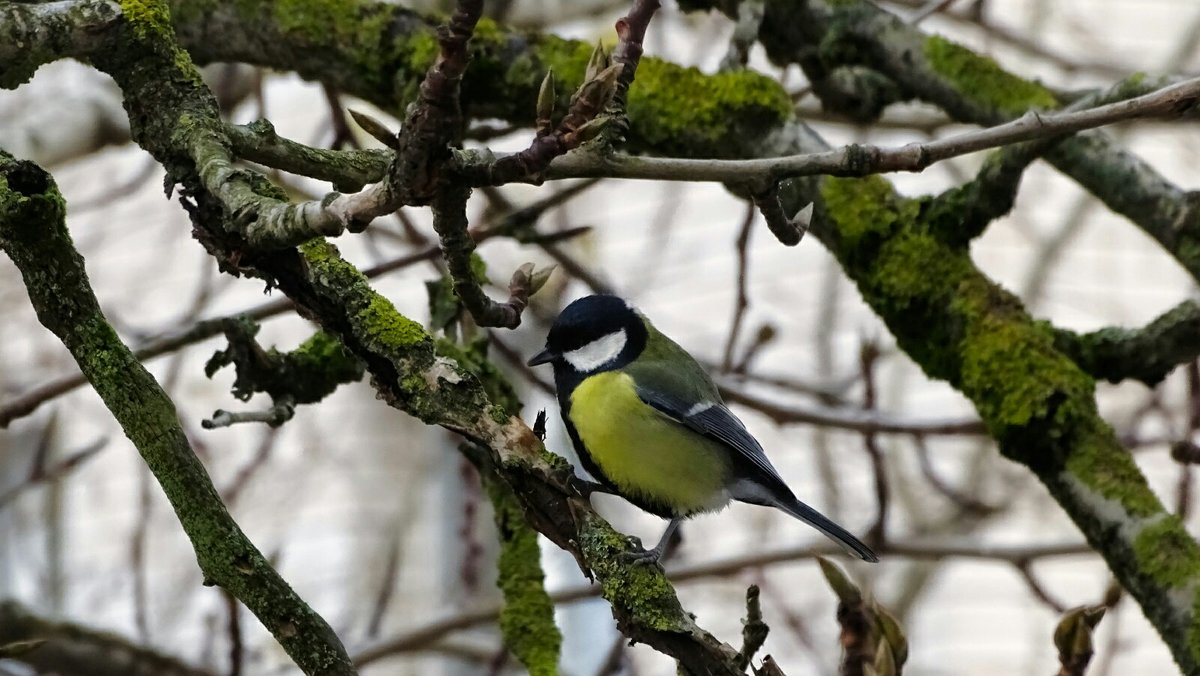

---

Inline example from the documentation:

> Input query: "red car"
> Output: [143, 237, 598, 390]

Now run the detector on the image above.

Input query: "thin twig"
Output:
[352, 539, 1091, 666]
[722, 203, 756, 371]
[535, 76, 1200, 184]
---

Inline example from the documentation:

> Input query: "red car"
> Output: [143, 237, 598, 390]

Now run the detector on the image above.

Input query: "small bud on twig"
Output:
[536, 69, 557, 135]
[585, 41, 611, 82]
[348, 109, 400, 150]
[817, 556, 863, 604]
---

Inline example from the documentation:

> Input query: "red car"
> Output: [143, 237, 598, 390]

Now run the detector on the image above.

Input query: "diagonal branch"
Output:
[0, 152, 355, 675]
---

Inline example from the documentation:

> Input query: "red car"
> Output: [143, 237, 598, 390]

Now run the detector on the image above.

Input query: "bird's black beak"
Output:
[527, 349, 555, 367]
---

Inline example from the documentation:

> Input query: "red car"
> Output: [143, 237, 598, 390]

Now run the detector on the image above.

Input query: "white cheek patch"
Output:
[563, 329, 628, 371]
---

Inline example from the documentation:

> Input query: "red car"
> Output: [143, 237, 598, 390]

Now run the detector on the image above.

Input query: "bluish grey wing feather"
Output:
[635, 387, 787, 489]
[637, 386, 879, 563]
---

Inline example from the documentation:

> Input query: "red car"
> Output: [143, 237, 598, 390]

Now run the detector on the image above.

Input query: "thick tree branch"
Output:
[0, 152, 354, 675]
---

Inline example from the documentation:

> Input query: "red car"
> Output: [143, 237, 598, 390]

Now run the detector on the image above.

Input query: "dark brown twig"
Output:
[722, 203, 756, 372]
[610, 0, 661, 116]
[1015, 559, 1069, 613]
[224, 589, 244, 676]
[751, 184, 806, 246]
[859, 341, 889, 545]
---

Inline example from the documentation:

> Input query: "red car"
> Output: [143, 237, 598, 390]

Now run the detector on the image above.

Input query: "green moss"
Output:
[870, 228, 971, 308]
[359, 296, 430, 349]
[954, 287, 1092, 432]
[488, 404, 513, 425]
[1133, 517, 1200, 586]
[119, 0, 174, 40]
[486, 478, 561, 675]
[924, 35, 1058, 118]
[579, 519, 681, 632]
[625, 59, 793, 157]
[820, 175, 916, 249]
[273, 0, 411, 98]
[1063, 418, 1163, 518]
[816, 175, 1157, 512]
[285, 331, 364, 401]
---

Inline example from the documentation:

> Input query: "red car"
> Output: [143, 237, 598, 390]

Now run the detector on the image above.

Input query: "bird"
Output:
[527, 294, 878, 564]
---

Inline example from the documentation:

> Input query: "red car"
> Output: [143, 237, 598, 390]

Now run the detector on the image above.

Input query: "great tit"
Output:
[528, 294, 878, 563]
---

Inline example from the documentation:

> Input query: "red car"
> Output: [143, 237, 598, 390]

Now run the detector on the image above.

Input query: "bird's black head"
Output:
[527, 294, 648, 374]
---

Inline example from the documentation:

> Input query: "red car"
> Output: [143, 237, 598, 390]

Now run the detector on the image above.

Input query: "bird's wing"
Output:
[634, 384, 788, 491]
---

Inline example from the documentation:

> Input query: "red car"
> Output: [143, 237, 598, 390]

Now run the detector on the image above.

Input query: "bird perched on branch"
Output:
[528, 294, 878, 564]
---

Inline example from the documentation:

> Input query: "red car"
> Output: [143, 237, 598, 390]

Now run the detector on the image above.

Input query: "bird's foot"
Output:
[618, 542, 666, 567]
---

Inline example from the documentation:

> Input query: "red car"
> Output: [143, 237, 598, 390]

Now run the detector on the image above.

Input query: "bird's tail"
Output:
[773, 494, 879, 562]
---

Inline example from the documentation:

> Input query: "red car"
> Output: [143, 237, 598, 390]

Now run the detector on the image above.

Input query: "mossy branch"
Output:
[786, 170, 1200, 673]
[201, 318, 364, 428]
[468, 444, 562, 676]
[707, 0, 1200, 285]
[1053, 300, 1200, 386]
[0, 152, 355, 675]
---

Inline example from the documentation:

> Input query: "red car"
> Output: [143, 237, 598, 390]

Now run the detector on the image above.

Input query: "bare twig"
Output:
[859, 342, 889, 545]
[722, 203, 756, 371]
[224, 589, 244, 676]
[1015, 560, 1069, 613]
[535, 76, 1200, 183]
[202, 396, 296, 429]
[0, 436, 106, 510]
[719, 386, 985, 435]
[609, 0, 661, 117]
[354, 539, 1091, 666]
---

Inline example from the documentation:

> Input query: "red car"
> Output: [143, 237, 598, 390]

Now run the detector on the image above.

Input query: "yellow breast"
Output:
[570, 371, 732, 515]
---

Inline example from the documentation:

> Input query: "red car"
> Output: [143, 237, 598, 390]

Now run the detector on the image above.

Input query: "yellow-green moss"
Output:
[1063, 419, 1165, 518]
[954, 285, 1092, 432]
[275, 0, 382, 45]
[820, 175, 918, 249]
[486, 477, 561, 676]
[1133, 517, 1200, 586]
[625, 59, 793, 157]
[870, 228, 971, 308]
[924, 35, 1058, 118]
[580, 520, 681, 632]
[119, 0, 173, 40]
[358, 295, 430, 350]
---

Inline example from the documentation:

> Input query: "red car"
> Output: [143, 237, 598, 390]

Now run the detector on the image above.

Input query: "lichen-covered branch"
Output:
[201, 319, 363, 427]
[468, 444, 562, 676]
[1054, 300, 1200, 386]
[0, 152, 355, 675]
[778, 168, 1200, 672]
[695, 0, 1200, 284]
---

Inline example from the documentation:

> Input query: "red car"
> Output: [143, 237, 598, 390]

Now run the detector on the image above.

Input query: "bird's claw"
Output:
[618, 541, 666, 567]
